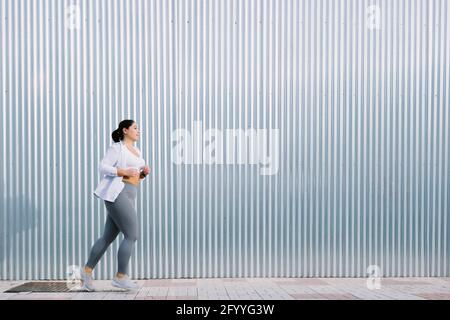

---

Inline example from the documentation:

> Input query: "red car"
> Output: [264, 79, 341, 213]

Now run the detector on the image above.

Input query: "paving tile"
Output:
[167, 287, 198, 297]
[8, 292, 71, 300]
[416, 293, 450, 300]
[143, 296, 167, 300]
[71, 291, 109, 300]
[382, 279, 430, 286]
[222, 278, 248, 282]
[2, 292, 31, 300]
[290, 293, 325, 300]
[166, 296, 198, 300]
[143, 279, 196, 287]
[290, 293, 360, 300]
[275, 278, 330, 286]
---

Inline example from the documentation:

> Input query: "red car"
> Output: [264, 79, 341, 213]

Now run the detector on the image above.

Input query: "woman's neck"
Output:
[122, 139, 134, 147]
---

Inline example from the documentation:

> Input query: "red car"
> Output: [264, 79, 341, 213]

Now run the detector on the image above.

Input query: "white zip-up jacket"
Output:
[93, 140, 145, 202]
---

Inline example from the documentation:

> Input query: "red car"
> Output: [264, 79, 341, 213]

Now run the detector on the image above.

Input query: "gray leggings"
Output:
[86, 183, 139, 275]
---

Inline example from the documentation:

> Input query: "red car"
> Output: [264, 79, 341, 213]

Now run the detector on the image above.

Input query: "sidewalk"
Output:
[1, 277, 450, 300]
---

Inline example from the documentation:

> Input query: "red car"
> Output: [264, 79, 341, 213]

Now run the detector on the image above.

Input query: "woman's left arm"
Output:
[138, 148, 150, 179]
[140, 166, 150, 179]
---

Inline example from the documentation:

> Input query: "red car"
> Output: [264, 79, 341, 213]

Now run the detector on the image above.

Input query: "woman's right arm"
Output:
[99, 145, 121, 177]
[99, 145, 138, 177]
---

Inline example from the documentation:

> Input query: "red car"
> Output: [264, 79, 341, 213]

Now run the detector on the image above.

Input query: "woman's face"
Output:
[123, 122, 140, 142]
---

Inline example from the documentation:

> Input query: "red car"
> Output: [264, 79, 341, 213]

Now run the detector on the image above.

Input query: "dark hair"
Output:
[111, 119, 135, 142]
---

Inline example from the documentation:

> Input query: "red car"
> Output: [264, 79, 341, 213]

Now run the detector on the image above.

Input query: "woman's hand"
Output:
[128, 168, 140, 177]
[142, 166, 150, 175]
[139, 166, 150, 179]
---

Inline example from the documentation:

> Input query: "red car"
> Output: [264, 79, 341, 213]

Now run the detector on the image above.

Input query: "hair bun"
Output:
[111, 119, 135, 142]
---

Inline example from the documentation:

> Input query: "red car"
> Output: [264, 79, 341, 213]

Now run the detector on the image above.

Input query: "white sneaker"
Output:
[111, 275, 139, 290]
[80, 269, 95, 292]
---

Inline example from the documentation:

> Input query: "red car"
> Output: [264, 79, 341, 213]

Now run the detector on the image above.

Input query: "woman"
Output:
[81, 119, 150, 291]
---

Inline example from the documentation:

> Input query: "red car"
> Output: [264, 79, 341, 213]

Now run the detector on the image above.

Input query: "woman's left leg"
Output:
[85, 214, 120, 270]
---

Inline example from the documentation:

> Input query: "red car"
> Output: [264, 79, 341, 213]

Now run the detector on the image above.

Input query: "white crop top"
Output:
[124, 146, 146, 170]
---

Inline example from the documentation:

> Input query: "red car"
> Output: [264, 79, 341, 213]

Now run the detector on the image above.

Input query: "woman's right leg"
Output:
[85, 214, 120, 271]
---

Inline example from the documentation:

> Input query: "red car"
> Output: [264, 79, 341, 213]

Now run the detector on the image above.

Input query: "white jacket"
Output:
[93, 140, 145, 202]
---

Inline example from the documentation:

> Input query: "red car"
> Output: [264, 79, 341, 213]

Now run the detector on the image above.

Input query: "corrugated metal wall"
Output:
[1, 0, 449, 280]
